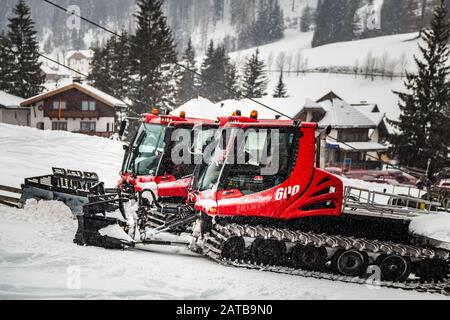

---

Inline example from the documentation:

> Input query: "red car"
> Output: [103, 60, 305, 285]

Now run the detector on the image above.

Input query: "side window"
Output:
[223, 129, 295, 195]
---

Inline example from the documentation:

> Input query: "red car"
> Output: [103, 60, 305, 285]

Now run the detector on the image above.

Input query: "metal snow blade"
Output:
[74, 193, 135, 250]
[19, 167, 108, 215]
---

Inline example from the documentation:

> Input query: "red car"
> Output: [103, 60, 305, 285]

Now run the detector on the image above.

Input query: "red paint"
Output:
[195, 121, 344, 221]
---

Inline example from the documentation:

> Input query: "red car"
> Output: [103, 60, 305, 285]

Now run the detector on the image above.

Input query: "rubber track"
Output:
[203, 223, 450, 296]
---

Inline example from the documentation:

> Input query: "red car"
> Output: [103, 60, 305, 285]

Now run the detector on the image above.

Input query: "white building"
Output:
[20, 80, 126, 138]
[66, 50, 94, 76]
[0, 91, 28, 127]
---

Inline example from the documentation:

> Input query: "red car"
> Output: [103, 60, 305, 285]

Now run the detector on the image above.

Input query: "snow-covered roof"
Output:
[172, 96, 303, 120]
[0, 91, 25, 109]
[20, 82, 127, 108]
[326, 139, 388, 152]
[351, 103, 385, 126]
[317, 96, 377, 129]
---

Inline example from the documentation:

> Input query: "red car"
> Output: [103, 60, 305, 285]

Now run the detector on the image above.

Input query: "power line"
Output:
[42, 0, 292, 120]
[42, 0, 418, 178]
[37, 52, 143, 118]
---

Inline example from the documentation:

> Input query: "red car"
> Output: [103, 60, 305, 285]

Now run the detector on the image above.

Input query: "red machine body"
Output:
[194, 117, 344, 220]
[119, 113, 216, 200]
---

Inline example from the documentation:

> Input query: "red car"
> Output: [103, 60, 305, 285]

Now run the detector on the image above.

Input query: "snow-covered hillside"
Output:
[0, 124, 449, 300]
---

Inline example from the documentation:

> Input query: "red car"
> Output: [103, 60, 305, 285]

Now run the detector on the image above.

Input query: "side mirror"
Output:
[318, 125, 332, 140]
[119, 120, 128, 139]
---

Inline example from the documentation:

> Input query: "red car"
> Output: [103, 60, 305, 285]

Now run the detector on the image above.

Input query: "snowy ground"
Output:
[0, 124, 449, 300]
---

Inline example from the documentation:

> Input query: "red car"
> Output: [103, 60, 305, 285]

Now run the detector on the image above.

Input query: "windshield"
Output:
[194, 127, 295, 194]
[123, 123, 167, 176]
[194, 128, 239, 192]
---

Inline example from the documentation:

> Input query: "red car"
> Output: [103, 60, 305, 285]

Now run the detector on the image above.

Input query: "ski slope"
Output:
[0, 124, 449, 300]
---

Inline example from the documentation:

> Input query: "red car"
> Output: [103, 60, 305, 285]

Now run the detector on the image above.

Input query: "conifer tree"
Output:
[224, 62, 240, 99]
[242, 49, 268, 98]
[178, 38, 198, 103]
[4, 0, 44, 98]
[130, 0, 177, 117]
[0, 32, 15, 94]
[273, 71, 288, 98]
[300, 4, 314, 32]
[381, 0, 405, 35]
[389, 0, 450, 172]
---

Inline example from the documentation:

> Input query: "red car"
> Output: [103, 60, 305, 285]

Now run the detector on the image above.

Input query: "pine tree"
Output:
[242, 49, 268, 98]
[312, 0, 360, 47]
[252, 0, 285, 47]
[389, 0, 450, 172]
[178, 38, 198, 103]
[110, 31, 133, 101]
[200, 40, 216, 99]
[300, 4, 314, 32]
[130, 0, 177, 117]
[381, 0, 405, 35]
[273, 71, 288, 98]
[0, 32, 15, 94]
[224, 62, 240, 100]
[89, 38, 114, 96]
[4, 0, 44, 98]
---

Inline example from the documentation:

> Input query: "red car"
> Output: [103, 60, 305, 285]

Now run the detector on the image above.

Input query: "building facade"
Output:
[0, 91, 29, 127]
[21, 81, 126, 138]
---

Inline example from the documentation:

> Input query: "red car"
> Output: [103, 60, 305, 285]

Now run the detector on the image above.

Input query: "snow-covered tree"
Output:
[273, 72, 288, 98]
[0, 32, 15, 94]
[130, 0, 177, 117]
[300, 4, 314, 32]
[242, 49, 268, 98]
[178, 38, 198, 104]
[389, 0, 450, 172]
[3, 0, 44, 98]
[381, 0, 405, 35]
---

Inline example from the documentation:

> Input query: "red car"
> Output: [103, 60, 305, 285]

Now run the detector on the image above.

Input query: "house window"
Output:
[52, 122, 67, 131]
[53, 100, 66, 110]
[80, 122, 96, 132]
[82, 101, 89, 111]
[82, 101, 96, 111]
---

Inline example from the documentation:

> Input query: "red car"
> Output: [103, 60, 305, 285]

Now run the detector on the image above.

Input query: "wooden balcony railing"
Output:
[45, 110, 100, 119]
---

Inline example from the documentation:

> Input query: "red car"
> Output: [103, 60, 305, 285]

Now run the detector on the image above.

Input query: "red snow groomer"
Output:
[19, 110, 217, 217]
[75, 112, 450, 294]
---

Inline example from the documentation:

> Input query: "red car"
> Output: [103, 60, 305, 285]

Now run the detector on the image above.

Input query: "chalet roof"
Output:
[317, 96, 377, 129]
[20, 82, 127, 109]
[0, 91, 25, 109]
[351, 103, 385, 126]
[316, 91, 343, 103]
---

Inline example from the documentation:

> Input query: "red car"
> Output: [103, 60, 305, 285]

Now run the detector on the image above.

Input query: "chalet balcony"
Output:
[45, 110, 100, 119]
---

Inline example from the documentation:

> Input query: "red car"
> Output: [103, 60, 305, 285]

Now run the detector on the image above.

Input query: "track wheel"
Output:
[251, 239, 286, 266]
[416, 259, 449, 282]
[377, 255, 411, 282]
[292, 245, 328, 271]
[332, 249, 369, 277]
[221, 236, 245, 261]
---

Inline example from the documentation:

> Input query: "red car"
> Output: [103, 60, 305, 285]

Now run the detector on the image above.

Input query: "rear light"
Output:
[152, 108, 159, 116]
[179, 111, 186, 119]
[250, 110, 258, 120]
